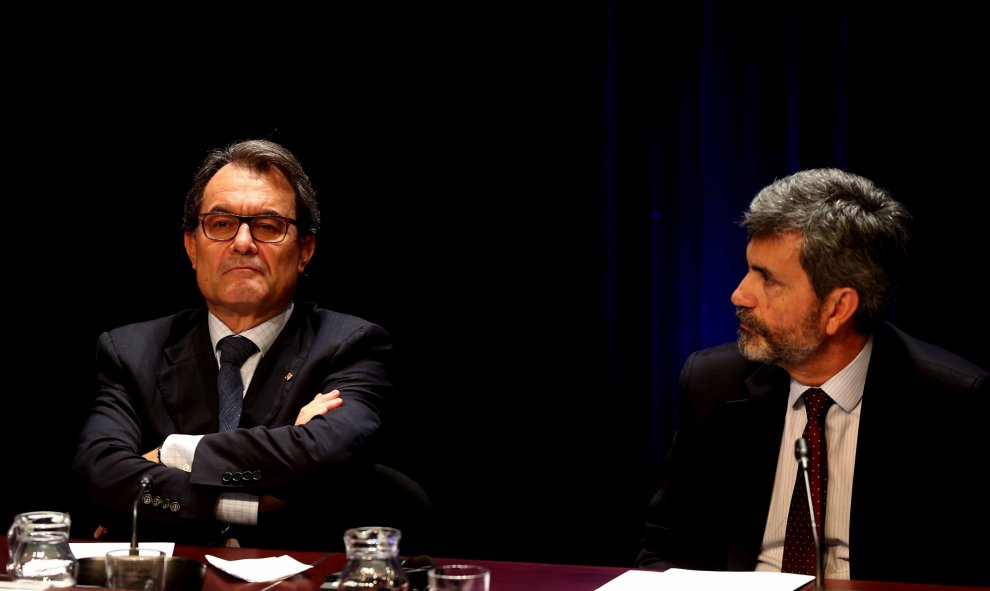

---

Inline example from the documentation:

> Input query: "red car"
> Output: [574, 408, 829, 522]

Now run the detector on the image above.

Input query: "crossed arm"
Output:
[93, 390, 345, 539]
[139, 389, 343, 463]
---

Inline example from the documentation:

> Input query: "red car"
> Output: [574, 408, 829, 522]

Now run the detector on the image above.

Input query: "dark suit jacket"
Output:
[73, 301, 395, 550]
[635, 322, 989, 586]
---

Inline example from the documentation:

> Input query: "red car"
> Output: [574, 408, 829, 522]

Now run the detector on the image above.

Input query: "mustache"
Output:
[736, 308, 769, 337]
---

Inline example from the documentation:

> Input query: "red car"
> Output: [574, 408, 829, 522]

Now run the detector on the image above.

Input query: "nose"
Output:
[231, 221, 258, 252]
[730, 274, 753, 308]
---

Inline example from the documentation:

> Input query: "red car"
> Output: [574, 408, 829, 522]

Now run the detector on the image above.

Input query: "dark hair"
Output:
[182, 139, 321, 236]
[740, 168, 912, 331]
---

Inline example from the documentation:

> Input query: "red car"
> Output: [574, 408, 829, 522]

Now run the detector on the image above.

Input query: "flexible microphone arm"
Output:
[794, 437, 824, 590]
[132, 475, 153, 555]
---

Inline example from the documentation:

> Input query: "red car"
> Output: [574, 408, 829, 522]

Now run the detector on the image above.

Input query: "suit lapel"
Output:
[241, 308, 311, 427]
[158, 321, 218, 434]
[847, 323, 917, 578]
[725, 363, 791, 568]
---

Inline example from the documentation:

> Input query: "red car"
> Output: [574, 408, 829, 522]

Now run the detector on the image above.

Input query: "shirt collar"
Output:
[789, 334, 872, 412]
[207, 302, 294, 358]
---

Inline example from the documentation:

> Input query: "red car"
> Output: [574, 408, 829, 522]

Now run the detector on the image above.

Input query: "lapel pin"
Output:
[284, 372, 294, 382]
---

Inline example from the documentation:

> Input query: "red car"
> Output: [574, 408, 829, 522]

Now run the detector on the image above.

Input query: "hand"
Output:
[93, 525, 109, 539]
[295, 390, 343, 426]
[142, 447, 160, 463]
[260, 494, 289, 514]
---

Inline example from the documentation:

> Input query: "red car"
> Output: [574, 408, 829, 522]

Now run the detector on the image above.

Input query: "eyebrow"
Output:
[205, 207, 286, 217]
[750, 262, 777, 283]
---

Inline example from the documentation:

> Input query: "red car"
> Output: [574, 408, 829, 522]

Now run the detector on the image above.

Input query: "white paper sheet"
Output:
[595, 568, 814, 591]
[205, 554, 313, 583]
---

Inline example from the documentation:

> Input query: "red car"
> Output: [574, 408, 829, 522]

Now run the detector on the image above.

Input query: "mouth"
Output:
[735, 310, 763, 338]
[224, 264, 262, 274]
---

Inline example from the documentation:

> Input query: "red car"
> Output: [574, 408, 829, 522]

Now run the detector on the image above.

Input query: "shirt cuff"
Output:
[216, 493, 260, 526]
[160, 433, 203, 473]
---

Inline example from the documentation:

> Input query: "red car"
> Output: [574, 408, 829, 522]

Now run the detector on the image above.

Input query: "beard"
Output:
[736, 305, 823, 366]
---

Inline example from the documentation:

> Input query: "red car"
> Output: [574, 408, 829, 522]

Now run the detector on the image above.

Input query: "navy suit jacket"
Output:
[73, 301, 394, 549]
[635, 322, 989, 586]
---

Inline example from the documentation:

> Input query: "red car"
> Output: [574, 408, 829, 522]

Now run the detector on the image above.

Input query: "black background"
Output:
[5, 4, 988, 567]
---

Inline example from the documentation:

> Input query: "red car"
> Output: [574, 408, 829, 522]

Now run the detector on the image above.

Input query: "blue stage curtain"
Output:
[601, 2, 990, 495]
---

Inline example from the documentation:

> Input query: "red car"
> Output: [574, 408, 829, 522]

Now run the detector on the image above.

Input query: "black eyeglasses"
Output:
[198, 213, 298, 243]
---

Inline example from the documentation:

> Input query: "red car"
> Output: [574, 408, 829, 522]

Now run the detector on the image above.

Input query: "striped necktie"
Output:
[216, 335, 259, 432]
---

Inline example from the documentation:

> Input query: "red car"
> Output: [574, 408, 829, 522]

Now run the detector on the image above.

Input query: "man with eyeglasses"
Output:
[73, 139, 395, 549]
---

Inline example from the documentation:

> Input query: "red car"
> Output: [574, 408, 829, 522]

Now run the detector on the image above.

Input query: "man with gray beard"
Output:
[635, 168, 988, 587]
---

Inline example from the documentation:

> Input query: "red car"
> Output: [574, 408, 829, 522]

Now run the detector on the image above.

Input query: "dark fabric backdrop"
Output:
[5, 3, 987, 568]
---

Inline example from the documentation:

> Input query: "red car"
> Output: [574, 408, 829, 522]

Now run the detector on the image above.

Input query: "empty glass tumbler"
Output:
[6, 510, 77, 587]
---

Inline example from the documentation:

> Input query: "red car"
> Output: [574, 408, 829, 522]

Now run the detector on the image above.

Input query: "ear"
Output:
[297, 235, 316, 273]
[822, 287, 859, 336]
[184, 231, 197, 269]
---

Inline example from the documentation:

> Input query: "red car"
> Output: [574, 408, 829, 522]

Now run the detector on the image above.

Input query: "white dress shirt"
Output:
[755, 335, 872, 579]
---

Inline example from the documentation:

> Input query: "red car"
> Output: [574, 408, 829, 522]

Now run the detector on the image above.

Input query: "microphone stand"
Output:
[799, 463, 824, 590]
[795, 438, 824, 591]
[131, 476, 153, 555]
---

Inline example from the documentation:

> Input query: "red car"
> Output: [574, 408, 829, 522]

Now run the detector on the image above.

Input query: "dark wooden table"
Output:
[2, 539, 987, 590]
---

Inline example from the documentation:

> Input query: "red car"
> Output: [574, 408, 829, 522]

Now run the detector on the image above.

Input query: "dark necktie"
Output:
[782, 387, 835, 575]
[217, 335, 259, 432]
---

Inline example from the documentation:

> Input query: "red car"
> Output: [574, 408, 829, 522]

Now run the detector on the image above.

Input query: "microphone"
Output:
[131, 475, 153, 554]
[401, 554, 436, 570]
[401, 555, 436, 591]
[794, 437, 824, 590]
[794, 437, 809, 470]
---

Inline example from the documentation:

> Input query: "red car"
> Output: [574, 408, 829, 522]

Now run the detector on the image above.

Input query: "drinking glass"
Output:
[427, 564, 490, 591]
[105, 548, 166, 591]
